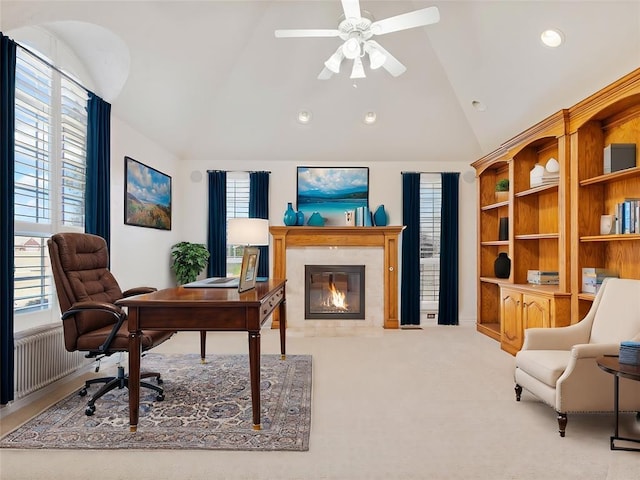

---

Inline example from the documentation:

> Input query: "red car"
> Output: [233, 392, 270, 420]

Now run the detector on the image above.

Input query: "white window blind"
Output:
[226, 172, 250, 276]
[13, 47, 88, 329]
[420, 174, 442, 309]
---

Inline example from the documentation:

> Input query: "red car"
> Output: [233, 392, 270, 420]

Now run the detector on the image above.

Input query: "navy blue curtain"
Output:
[207, 171, 227, 277]
[438, 172, 459, 325]
[249, 171, 270, 278]
[85, 92, 111, 251]
[401, 172, 421, 326]
[1, 33, 17, 405]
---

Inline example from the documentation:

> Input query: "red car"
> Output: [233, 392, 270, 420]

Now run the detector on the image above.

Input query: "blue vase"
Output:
[363, 206, 372, 226]
[373, 205, 388, 226]
[296, 211, 305, 226]
[283, 202, 297, 226]
[307, 212, 325, 226]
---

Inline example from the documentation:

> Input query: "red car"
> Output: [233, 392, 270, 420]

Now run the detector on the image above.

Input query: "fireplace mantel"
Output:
[270, 226, 405, 329]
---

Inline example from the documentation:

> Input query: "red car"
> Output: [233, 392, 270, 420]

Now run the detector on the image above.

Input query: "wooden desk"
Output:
[596, 355, 640, 451]
[117, 279, 287, 432]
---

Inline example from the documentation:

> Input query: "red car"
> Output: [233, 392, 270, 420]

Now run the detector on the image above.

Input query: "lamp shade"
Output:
[227, 218, 269, 246]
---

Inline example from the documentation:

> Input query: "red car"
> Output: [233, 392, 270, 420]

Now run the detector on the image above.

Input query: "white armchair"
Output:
[514, 277, 640, 437]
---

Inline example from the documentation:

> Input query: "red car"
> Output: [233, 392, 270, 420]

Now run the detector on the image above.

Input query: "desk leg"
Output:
[279, 299, 287, 360]
[128, 330, 142, 432]
[200, 331, 207, 363]
[248, 331, 261, 430]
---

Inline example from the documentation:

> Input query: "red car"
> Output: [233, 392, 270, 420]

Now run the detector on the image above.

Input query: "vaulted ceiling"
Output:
[2, 1, 639, 163]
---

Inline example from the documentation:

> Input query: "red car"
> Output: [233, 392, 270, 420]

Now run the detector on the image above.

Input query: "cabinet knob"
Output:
[389, 266, 394, 272]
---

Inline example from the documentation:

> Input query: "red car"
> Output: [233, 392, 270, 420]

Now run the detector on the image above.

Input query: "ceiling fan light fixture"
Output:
[350, 56, 366, 79]
[342, 37, 361, 59]
[366, 44, 386, 70]
[324, 49, 344, 73]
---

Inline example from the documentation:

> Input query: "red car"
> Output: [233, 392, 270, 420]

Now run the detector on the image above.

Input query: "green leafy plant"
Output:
[495, 178, 509, 192]
[171, 242, 210, 285]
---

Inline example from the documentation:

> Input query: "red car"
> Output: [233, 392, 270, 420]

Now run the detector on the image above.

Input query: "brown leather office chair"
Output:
[47, 232, 174, 416]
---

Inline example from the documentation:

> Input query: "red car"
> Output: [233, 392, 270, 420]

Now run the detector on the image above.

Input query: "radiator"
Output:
[14, 325, 89, 399]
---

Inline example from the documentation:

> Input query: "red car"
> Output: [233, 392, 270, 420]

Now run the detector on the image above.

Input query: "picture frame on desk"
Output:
[238, 247, 260, 293]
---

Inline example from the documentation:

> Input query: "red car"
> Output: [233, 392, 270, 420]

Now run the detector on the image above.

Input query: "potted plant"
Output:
[495, 178, 509, 202]
[170, 241, 210, 285]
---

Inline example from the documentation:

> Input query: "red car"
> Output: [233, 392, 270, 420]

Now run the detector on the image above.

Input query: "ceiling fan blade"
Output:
[370, 6, 440, 36]
[318, 67, 334, 80]
[275, 29, 340, 38]
[367, 40, 406, 77]
[341, 0, 361, 19]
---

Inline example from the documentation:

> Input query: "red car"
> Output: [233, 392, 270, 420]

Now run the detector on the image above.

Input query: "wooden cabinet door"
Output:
[500, 288, 522, 355]
[522, 294, 551, 330]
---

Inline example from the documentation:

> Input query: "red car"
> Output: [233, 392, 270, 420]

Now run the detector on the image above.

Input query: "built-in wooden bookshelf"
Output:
[472, 69, 640, 353]
[472, 111, 571, 353]
[473, 68, 640, 352]
[568, 69, 640, 323]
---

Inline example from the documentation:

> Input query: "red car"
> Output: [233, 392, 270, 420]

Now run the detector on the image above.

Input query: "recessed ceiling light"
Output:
[363, 111, 377, 124]
[297, 110, 312, 124]
[472, 100, 487, 112]
[541, 29, 564, 48]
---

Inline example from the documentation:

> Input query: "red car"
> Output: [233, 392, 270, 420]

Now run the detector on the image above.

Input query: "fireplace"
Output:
[305, 265, 365, 320]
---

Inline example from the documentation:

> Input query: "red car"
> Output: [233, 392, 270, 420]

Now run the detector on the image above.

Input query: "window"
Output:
[225, 172, 250, 275]
[13, 47, 88, 331]
[419, 174, 441, 311]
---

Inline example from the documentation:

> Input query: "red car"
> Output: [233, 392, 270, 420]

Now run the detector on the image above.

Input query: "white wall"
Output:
[175, 159, 478, 324]
[109, 117, 183, 290]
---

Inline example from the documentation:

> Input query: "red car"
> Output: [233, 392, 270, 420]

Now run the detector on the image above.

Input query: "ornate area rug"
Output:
[0, 353, 312, 451]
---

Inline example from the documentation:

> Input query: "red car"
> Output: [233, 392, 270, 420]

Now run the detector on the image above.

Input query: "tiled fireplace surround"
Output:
[269, 226, 404, 333]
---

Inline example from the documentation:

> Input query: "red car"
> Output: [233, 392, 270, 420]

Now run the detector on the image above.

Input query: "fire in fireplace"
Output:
[305, 265, 365, 319]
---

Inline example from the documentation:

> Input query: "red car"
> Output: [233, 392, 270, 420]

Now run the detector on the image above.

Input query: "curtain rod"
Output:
[15, 41, 91, 96]
[206, 170, 272, 174]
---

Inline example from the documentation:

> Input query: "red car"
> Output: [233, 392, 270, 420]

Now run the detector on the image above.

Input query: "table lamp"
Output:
[227, 218, 269, 292]
[227, 218, 269, 247]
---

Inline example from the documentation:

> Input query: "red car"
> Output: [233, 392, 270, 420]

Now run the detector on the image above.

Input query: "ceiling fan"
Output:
[274, 0, 440, 80]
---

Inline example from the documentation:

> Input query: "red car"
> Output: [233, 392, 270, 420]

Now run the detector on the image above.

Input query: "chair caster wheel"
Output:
[156, 394, 165, 402]
[156, 377, 163, 385]
[79, 388, 87, 397]
[85, 405, 96, 416]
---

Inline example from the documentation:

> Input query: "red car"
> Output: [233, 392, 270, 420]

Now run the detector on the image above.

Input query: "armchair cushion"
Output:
[515, 350, 570, 387]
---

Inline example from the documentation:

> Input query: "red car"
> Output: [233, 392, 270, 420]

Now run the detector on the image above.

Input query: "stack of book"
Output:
[619, 341, 640, 366]
[614, 198, 640, 234]
[527, 270, 559, 285]
[582, 268, 618, 294]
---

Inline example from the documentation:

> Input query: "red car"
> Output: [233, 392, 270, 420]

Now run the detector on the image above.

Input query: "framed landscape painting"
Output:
[124, 156, 172, 230]
[296, 167, 369, 225]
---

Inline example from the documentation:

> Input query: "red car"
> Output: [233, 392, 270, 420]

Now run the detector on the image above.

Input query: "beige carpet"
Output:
[1, 325, 639, 480]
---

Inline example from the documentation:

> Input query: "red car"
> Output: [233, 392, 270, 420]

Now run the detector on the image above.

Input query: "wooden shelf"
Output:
[479, 276, 509, 285]
[481, 200, 509, 211]
[578, 293, 596, 301]
[580, 234, 640, 242]
[481, 240, 509, 246]
[515, 233, 559, 240]
[515, 183, 559, 197]
[579, 166, 640, 186]
[477, 322, 501, 341]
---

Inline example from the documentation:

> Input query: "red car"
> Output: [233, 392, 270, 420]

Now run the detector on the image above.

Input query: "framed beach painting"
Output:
[296, 167, 369, 225]
[124, 156, 172, 230]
